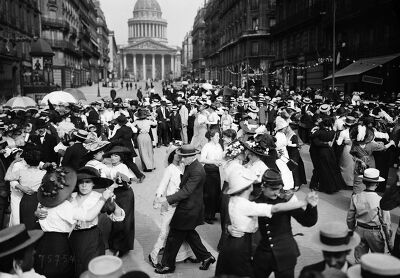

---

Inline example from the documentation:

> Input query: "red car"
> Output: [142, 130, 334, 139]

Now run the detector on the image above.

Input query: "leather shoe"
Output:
[155, 265, 175, 274]
[138, 175, 146, 183]
[184, 257, 200, 263]
[199, 255, 215, 270]
[148, 254, 159, 268]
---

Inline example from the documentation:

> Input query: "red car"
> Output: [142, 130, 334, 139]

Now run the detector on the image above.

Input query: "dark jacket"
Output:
[62, 142, 88, 170]
[156, 106, 170, 123]
[167, 159, 206, 230]
[87, 108, 100, 125]
[110, 125, 136, 156]
[30, 133, 58, 163]
[256, 195, 318, 271]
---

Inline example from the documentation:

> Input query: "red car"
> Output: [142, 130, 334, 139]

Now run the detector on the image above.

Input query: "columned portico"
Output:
[152, 54, 156, 79]
[161, 54, 165, 80]
[142, 54, 146, 80]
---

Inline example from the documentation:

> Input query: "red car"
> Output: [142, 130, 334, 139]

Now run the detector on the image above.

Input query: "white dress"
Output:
[150, 163, 195, 263]
[275, 132, 294, 190]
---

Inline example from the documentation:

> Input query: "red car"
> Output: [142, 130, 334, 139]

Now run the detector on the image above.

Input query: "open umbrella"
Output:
[64, 88, 87, 101]
[181, 81, 189, 85]
[201, 83, 213, 90]
[4, 96, 37, 111]
[41, 91, 77, 105]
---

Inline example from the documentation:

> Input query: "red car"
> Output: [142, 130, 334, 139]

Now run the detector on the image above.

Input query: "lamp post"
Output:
[332, 0, 336, 95]
[97, 67, 101, 97]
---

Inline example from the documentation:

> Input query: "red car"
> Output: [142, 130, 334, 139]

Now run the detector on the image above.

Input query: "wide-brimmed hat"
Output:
[171, 105, 179, 111]
[248, 104, 259, 113]
[226, 166, 257, 195]
[134, 108, 149, 120]
[116, 114, 128, 125]
[349, 125, 374, 144]
[85, 141, 111, 158]
[241, 134, 276, 157]
[176, 144, 200, 157]
[38, 167, 77, 208]
[77, 166, 113, 189]
[0, 224, 43, 258]
[311, 222, 360, 252]
[344, 116, 357, 126]
[72, 129, 89, 142]
[319, 104, 331, 113]
[275, 117, 289, 131]
[347, 253, 400, 278]
[104, 145, 132, 157]
[36, 119, 47, 130]
[82, 255, 123, 278]
[302, 97, 312, 104]
[261, 169, 284, 189]
[360, 168, 385, 183]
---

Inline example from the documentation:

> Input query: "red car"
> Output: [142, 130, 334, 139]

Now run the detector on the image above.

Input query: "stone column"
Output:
[170, 54, 174, 78]
[133, 54, 137, 80]
[140, 24, 143, 37]
[123, 54, 127, 78]
[152, 54, 155, 79]
[161, 54, 165, 80]
[142, 54, 146, 80]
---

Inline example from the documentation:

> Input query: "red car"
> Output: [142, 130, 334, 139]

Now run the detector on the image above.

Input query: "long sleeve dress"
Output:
[275, 132, 295, 190]
[132, 119, 157, 171]
[336, 128, 355, 187]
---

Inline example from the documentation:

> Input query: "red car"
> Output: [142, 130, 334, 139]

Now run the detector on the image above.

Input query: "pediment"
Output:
[125, 39, 176, 51]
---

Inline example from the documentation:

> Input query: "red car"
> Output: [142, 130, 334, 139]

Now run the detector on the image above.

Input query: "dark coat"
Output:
[110, 125, 136, 156]
[167, 159, 206, 230]
[156, 106, 170, 123]
[30, 133, 58, 163]
[61, 142, 88, 170]
[300, 261, 352, 276]
[255, 195, 318, 271]
[87, 108, 100, 125]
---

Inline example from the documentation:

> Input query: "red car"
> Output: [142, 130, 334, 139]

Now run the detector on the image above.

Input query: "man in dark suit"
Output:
[30, 119, 58, 164]
[87, 101, 102, 136]
[61, 130, 88, 170]
[299, 221, 360, 276]
[156, 101, 170, 147]
[155, 145, 215, 274]
[252, 169, 318, 278]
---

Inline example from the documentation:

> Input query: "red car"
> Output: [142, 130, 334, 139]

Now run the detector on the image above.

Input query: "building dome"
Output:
[134, 0, 161, 13]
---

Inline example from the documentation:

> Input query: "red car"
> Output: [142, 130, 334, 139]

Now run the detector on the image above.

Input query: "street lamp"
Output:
[332, 0, 336, 95]
[97, 68, 101, 97]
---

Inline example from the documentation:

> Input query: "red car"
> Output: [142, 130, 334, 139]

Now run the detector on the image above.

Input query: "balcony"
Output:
[44, 39, 79, 55]
[42, 17, 70, 32]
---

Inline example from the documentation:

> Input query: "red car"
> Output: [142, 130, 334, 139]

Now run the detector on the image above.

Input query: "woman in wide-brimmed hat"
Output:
[131, 107, 157, 172]
[336, 116, 358, 188]
[69, 166, 124, 276]
[349, 124, 395, 193]
[149, 142, 195, 267]
[34, 166, 113, 278]
[215, 167, 311, 277]
[84, 141, 111, 176]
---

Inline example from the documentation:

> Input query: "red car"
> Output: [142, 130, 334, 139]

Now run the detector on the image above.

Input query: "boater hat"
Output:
[83, 255, 123, 278]
[311, 222, 360, 252]
[77, 166, 114, 189]
[176, 144, 200, 157]
[226, 166, 257, 195]
[85, 141, 111, 158]
[347, 253, 400, 278]
[72, 129, 89, 142]
[0, 224, 43, 258]
[359, 168, 385, 183]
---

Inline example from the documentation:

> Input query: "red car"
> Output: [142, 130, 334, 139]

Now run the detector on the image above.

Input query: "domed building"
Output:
[120, 0, 181, 81]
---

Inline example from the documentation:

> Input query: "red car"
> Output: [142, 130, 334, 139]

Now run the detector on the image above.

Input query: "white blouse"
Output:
[107, 163, 135, 181]
[245, 160, 268, 183]
[229, 196, 272, 233]
[38, 200, 81, 233]
[201, 142, 224, 162]
[86, 160, 111, 178]
[70, 191, 125, 230]
[337, 128, 351, 146]
[155, 164, 183, 197]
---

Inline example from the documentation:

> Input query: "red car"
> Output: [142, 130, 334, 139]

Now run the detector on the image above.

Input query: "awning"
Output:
[324, 53, 400, 81]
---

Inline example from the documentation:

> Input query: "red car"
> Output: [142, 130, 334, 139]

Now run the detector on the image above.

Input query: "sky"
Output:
[98, 0, 205, 47]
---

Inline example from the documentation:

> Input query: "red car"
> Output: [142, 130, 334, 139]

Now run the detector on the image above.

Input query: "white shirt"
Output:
[38, 200, 81, 233]
[179, 105, 189, 126]
[337, 129, 350, 146]
[86, 160, 111, 178]
[208, 111, 219, 125]
[245, 159, 268, 183]
[0, 269, 45, 278]
[229, 196, 272, 233]
[201, 142, 224, 162]
[107, 163, 135, 181]
[155, 164, 183, 197]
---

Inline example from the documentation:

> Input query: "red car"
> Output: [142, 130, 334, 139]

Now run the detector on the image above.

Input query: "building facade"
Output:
[191, 0, 276, 87]
[271, 0, 400, 91]
[94, 1, 109, 83]
[181, 31, 193, 79]
[0, 0, 41, 99]
[120, 0, 181, 81]
[108, 31, 119, 80]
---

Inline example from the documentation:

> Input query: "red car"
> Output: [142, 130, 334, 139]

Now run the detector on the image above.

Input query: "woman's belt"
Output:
[73, 225, 98, 232]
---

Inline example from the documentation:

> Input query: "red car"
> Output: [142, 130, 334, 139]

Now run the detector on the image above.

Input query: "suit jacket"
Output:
[110, 125, 135, 154]
[300, 261, 352, 276]
[87, 108, 100, 125]
[167, 159, 206, 230]
[30, 133, 58, 163]
[256, 195, 318, 271]
[62, 142, 88, 170]
[156, 106, 170, 123]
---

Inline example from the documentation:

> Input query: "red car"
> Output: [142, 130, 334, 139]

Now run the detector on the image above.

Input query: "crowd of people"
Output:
[0, 82, 400, 277]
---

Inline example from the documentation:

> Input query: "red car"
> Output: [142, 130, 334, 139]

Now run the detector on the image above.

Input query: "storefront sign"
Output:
[362, 75, 383, 85]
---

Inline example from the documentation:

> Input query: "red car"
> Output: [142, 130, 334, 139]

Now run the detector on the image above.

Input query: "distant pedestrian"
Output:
[135, 83, 137, 90]
[121, 80, 123, 88]
[126, 82, 129, 91]
[137, 88, 143, 102]
[130, 82, 133, 90]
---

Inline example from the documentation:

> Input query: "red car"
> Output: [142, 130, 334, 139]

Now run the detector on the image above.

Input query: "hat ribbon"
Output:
[320, 230, 353, 246]
[361, 269, 400, 278]
[0, 229, 30, 252]
[363, 175, 379, 181]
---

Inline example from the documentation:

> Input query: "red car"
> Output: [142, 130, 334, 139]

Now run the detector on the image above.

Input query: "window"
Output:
[252, 17, 259, 30]
[251, 0, 259, 9]
[269, 18, 276, 27]
[251, 42, 259, 56]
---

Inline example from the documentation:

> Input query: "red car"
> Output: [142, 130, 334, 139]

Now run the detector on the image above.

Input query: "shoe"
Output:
[148, 254, 160, 268]
[184, 257, 200, 263]
[138, 175, 146, 183]
[199, 255, 215, 270]
[154, 265, 175, 274]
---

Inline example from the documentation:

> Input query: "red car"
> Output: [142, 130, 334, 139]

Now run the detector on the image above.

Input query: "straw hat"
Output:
[311, 222, 360, 252]
[359, 168, 385, 183]
[347, 253, 400, 278]
[275, 117, 289, 131]
[176, 144, 200, 157]
[81, 255, 123, 278]
[319, 104, 331, 113]
[72, 129, 89, 142]
[226, 166, 257, 195]
[0, 224, 43, 258]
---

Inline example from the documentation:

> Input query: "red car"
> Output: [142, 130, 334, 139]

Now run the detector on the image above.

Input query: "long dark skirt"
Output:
[34, 232, 75, 278]
[20, 192, 38, 230]
[217, 181, 230, 251]
[287, 147, 307, 187]
[215, 233, 253, 277]
[317, 147, 345, 194]
[70, 226, 105, 277]
[203, 164, 221, 220]
[109, 186, 135, 256]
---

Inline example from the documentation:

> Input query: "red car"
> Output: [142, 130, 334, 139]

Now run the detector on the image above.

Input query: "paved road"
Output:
[78, 83, 400, 277]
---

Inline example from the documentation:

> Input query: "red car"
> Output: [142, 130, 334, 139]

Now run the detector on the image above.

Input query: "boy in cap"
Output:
[347, 168, 391, 262]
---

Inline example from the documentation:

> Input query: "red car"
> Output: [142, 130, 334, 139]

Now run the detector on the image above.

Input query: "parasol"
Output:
[64, 88, 87, 101]
[201, 83, 213, 90]
[4, 96, 37, 111]
[41, 91, 77, 105]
